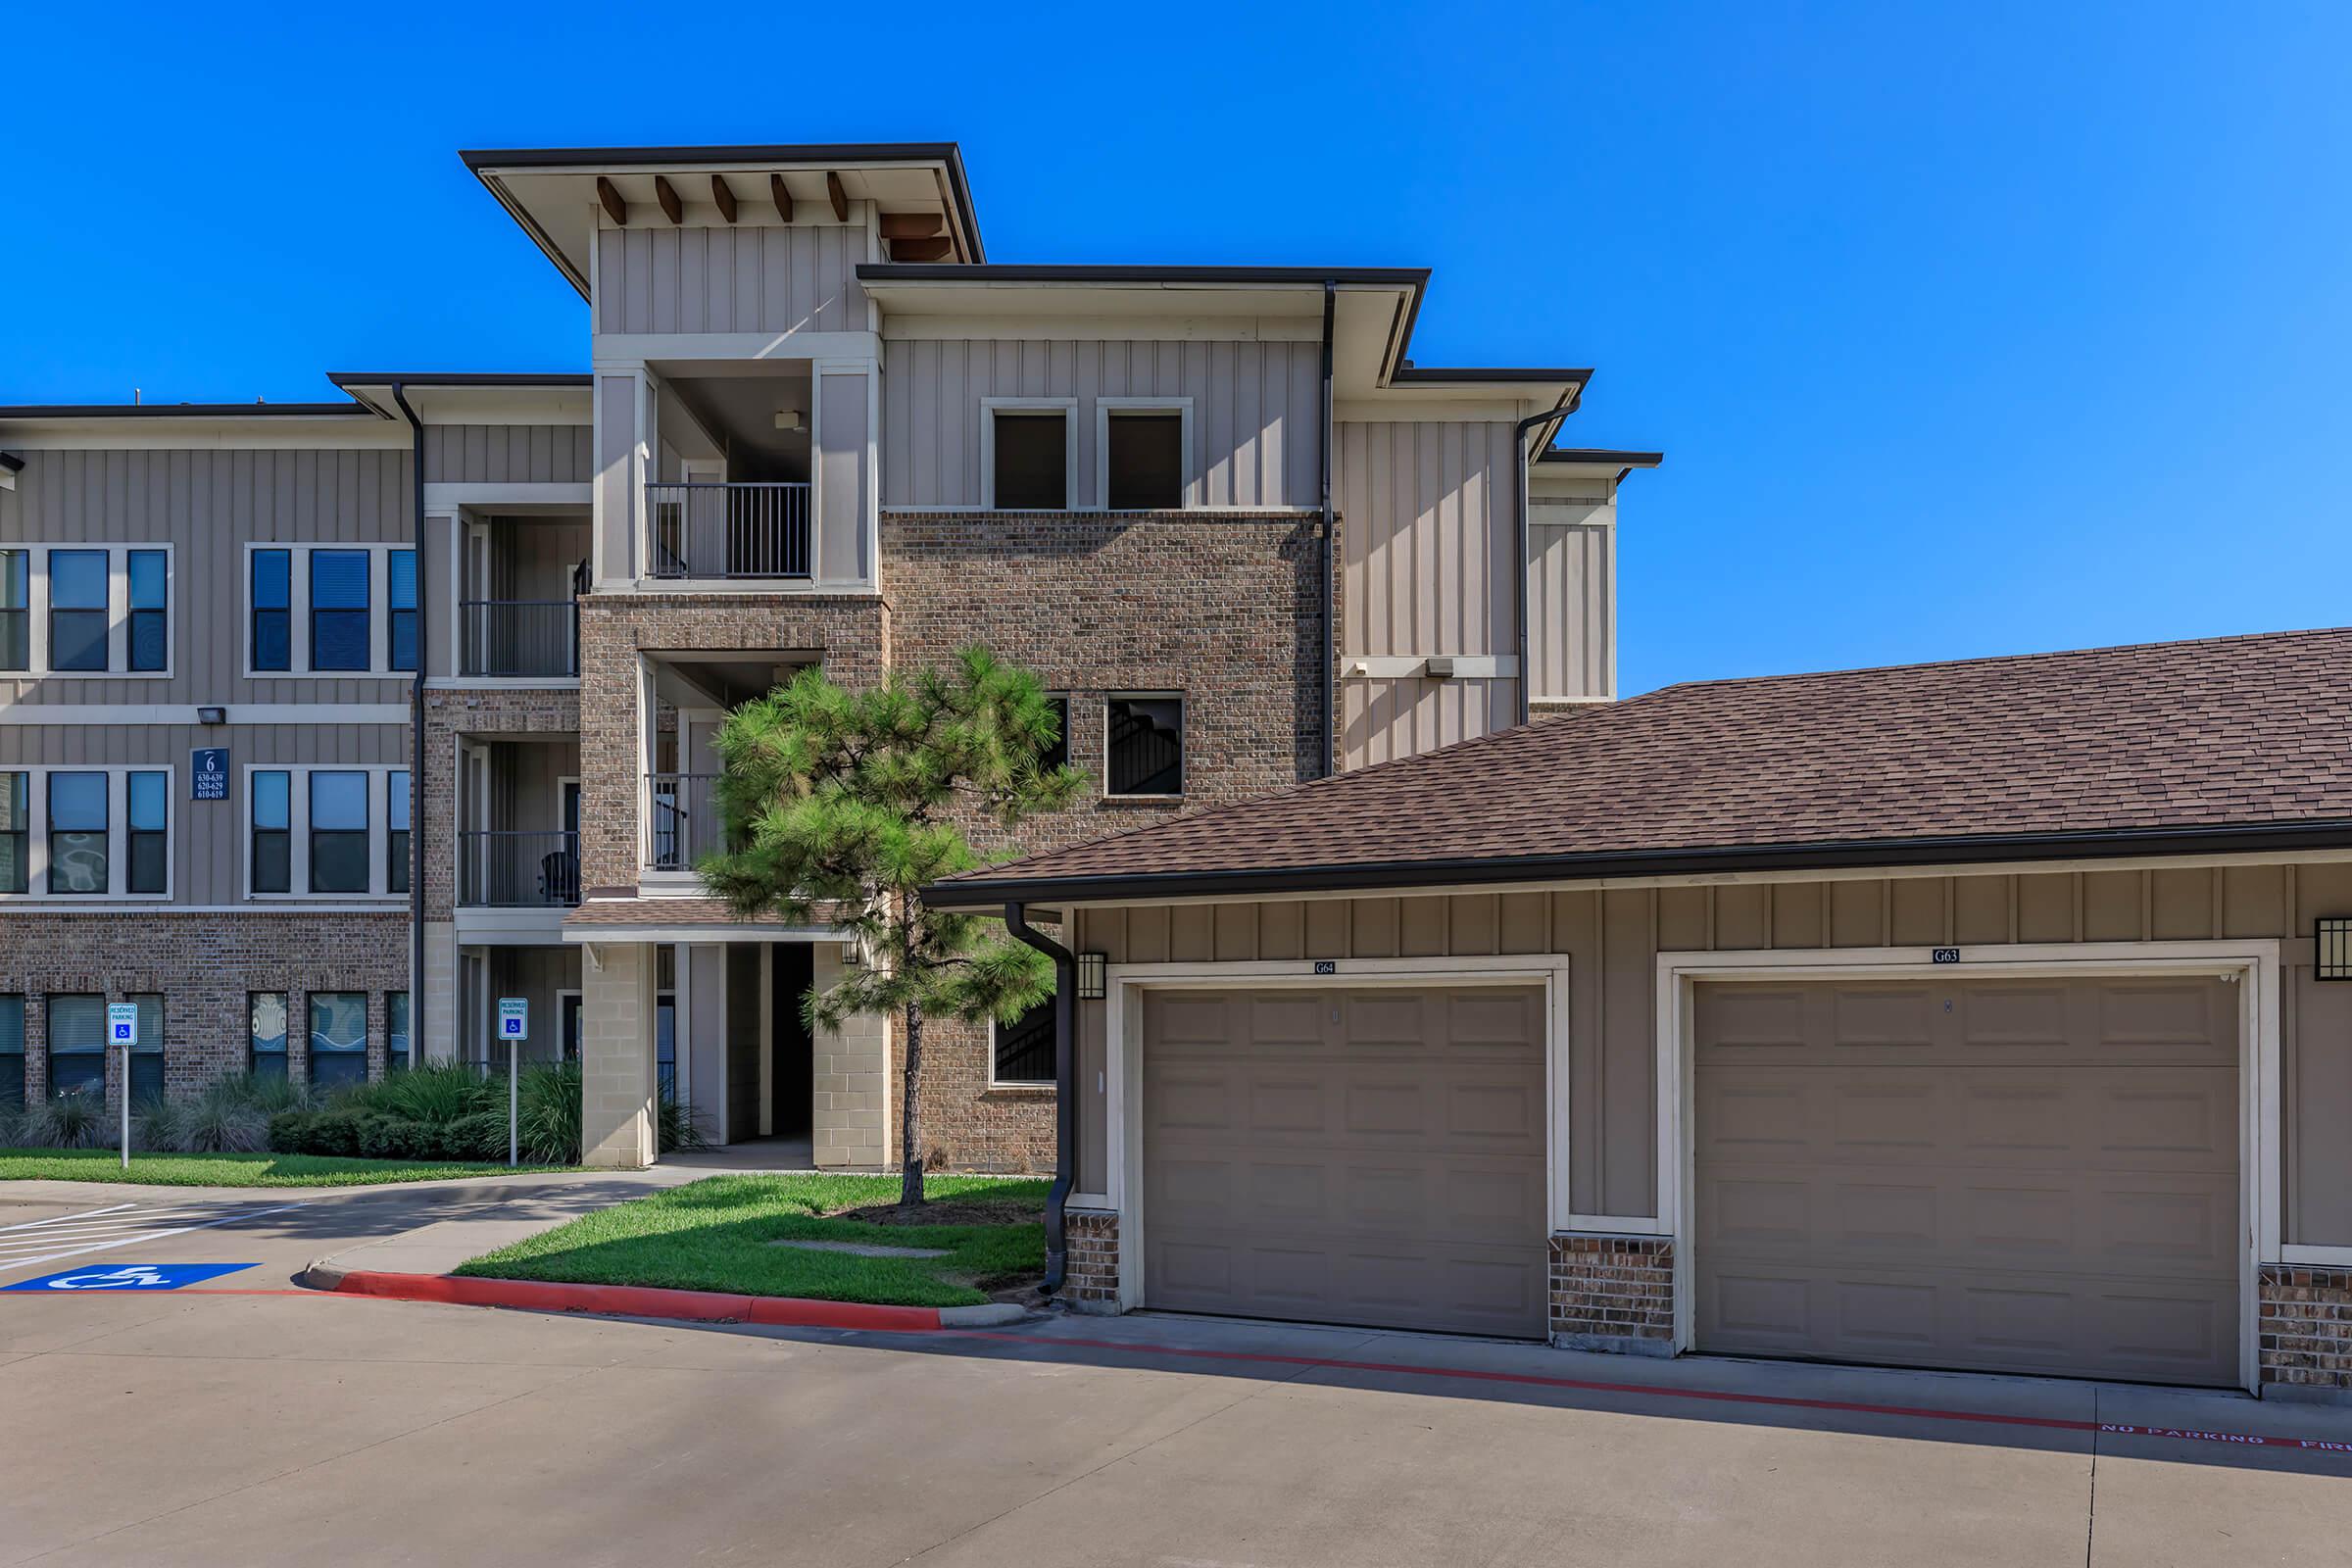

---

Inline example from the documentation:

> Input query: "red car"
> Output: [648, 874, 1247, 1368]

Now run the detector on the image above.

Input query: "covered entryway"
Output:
[1141, 985, 1548, 1338]
[1692, 974, 2241, 1386]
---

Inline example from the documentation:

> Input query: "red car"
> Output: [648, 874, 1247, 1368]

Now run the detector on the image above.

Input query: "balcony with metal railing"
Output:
[458, 830, 581, 907]
[646, 482, 811, 579]
[459, 599, 579, 678]
[646, 772, 725, 871]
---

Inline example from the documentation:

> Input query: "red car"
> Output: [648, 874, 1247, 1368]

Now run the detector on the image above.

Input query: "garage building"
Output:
[930, 627, 2352, 1400]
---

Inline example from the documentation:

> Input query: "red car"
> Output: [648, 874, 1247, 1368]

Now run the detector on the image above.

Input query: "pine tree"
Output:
[701, 647, 1081, 1206]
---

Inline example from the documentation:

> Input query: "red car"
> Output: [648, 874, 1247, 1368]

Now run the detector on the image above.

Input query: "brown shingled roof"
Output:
[930, 626, 2352, 905]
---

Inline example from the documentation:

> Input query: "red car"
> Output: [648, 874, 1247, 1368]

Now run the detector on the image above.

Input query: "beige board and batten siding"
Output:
[881, 338, 1322, 511]
[1334, 420, 1522, 767]
[0, 721, 410, 906]
[0, 448, 414, 707]
[1072, 859, 2352, 1248]
[593, 215, 871, 338]
[1526, 491, 1614, 704]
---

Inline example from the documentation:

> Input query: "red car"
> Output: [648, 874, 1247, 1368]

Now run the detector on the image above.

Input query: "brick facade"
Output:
[1062, 1207, 1121, 1310]
[4, 909, 412, 1104]
[423, 685, 582, 919]
[1548, 1234, 1676, 1354]
[883, 509, 1330, 1170]
[2259, 1264, 2352, 1399]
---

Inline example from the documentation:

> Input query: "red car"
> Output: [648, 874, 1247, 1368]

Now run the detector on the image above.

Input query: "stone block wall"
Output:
[580, 941, 652, 1167]
[2260, 1264, 2352, 1398]
[1549, 1234, 1676, 1354]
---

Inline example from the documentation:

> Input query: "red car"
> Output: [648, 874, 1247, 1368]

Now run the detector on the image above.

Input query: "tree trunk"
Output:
[899, 997, 924, 1207]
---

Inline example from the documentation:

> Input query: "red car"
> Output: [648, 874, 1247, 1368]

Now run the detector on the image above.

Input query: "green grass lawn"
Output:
[456, 1173, 1049, 1307]
[0, 1149, 576, 1188]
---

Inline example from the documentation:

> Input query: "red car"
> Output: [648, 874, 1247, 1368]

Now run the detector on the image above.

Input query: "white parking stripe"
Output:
[0, 1202, 308, 1276]
[0, 1203, 141, 1231]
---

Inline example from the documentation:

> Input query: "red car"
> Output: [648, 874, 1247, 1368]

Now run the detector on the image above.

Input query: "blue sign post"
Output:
[192, 748, 229, 801]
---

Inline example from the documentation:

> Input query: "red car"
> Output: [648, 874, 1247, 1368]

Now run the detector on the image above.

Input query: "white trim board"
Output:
[1101, 955, 1574, 1317]
[0, 705, 411, 726]
[1650, 941, 2283, 1395]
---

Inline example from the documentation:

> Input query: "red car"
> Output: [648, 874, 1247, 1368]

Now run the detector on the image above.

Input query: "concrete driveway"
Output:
[0, 1182, 2345, 1567]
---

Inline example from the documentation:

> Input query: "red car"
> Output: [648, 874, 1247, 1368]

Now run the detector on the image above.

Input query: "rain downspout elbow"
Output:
[1005, 903, 1077, 1296]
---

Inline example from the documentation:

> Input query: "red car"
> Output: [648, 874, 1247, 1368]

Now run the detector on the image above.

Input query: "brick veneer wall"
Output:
[1062, 1208, 1120, 1311]
[883, 509, 1330, 1170]
[1549, 1234, 1676, 1354]
[422, 686, 582, 919]
[3, 910, 411, 1105]
[2260, 1264, 2352, 1397]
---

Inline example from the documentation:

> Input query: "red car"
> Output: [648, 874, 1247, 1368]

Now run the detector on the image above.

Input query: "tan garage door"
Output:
[1142, 986, 1548, 1338]
[1694, 975, 2240, 1386]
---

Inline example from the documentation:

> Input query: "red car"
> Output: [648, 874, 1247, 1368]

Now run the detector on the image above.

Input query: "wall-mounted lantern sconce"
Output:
[2319, 918, 2352, 981]
[1076, 952, 1107, 1001]
[196, 706, 227, 725]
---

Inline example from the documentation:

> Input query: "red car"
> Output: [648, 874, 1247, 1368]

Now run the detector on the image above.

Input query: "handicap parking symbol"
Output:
[5, 1262, 257, 1292]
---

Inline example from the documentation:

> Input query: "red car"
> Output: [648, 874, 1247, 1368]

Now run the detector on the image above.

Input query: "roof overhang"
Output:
[924, 818, 2352, 910]
[856, 264, 1590, 406]
[327, 371, 593, 425]
[463, 143, 986, 298]
[1535, 447, 1666, 484]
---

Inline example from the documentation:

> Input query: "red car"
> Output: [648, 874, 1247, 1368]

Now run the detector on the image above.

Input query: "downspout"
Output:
[391, 383, 426, 1068]
[1319, 280, 1338, 777]
[1511, 398, 1573, 729]
[1005, 902, 1076, 1295]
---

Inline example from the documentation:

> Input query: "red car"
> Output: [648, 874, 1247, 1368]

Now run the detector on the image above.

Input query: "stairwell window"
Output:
[1105, 696, 1184, 797]
[992, 998, 1057, 1087]
[983, 401, 1076, 511]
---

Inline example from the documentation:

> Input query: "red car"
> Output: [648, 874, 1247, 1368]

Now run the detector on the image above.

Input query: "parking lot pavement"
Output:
[0, 1230, 2345, 1568]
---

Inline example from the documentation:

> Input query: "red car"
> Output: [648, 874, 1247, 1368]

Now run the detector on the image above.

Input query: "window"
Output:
[386, 991, 411, 1072]
[560, 993, 582, 1062]
[0, 772, 24, 894]
[990, 409, 1069, 510]
[656, 945, 676, 1102]
[47, 995, 104, 1100]
[309, 551, 370, 671]
[309, 992, 368, 1090]
[992, 998, 1057, 1086]
[251, 550, 291, 671]
[46, 772, 108, 894]
[388, 550, 417, 671]
[127, 994, 165, 1102]
[1105, 696, 1184, 796]
[0, 997, 24, 1110]
[308, 771, 368, 893]
[126, 770, 167, 895]
[127, 550, 168, 672]
[1040, 696, 1070, 773]
[387, 769, 411, 895]
[47, 550, 109, 672]
[251, 771, 291, 894]
[0, 550, 26, 670]
[1104, 412, 1185, 509]
[249, 993, 288, 1080]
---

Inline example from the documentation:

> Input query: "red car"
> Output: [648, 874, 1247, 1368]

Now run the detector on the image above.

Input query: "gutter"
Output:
[921, 817, 2352, 910]
[390, 383, 426, 1069]
[1511, 400, 1577, 727]
[1320, 280, 1338, 779]
[1004, 903, 1077, 1297]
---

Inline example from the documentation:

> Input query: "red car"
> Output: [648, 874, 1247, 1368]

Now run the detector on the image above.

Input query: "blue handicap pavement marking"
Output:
[5, 1262, 259, 1292]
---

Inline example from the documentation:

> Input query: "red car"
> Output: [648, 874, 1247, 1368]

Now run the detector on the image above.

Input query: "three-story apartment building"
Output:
[0, 140, 1656, 1170]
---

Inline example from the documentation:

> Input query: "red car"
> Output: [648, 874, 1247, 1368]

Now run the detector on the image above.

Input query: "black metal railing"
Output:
[459, 600, 579, 678]
[1108, 710, 1183, 795]
[458, 830, 580, 906]
[992, 1001, 1056, 1085]
[645, 482, 811, 579]
[646, 773, 724, 871]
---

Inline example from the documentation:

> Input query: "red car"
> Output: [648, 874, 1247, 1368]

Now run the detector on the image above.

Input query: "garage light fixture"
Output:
[2319, 918, 2352, 981]
[1076, 952, 1107, 1001]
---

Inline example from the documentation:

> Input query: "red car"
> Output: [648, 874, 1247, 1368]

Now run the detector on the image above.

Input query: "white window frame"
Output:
[0, 762, 174, 902]
[240, 762, 408, 902]
[1, 544, 175, 680]
[240, 543, 416, 678]
[987, 1000, 1060, 1090]
[1094, 398, 1194, 511]
[979, 398, 1079, 512]
[1102, 691, 1186, 800]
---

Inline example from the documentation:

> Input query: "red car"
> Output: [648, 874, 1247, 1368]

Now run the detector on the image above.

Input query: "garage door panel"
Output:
[1144, 984, 1547, 1339]
[1696, 975, 2239, 1386]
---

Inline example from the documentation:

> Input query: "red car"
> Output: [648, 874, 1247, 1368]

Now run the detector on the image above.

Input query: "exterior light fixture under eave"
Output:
[1076, 952, 1107, 1001]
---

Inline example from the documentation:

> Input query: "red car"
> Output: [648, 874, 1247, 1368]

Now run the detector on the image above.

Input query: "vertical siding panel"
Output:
[624, 228, 654, 334]
[1259, 901, 1304, 960]
[1398, 896, 1447, 956]
[1168, 905, 1213, 962]
[1231, 341, 1262, 508]
[1350, 897, 1398, 957]
[1211, 903, 1256, 961]
[1303, 899, 1349, 958]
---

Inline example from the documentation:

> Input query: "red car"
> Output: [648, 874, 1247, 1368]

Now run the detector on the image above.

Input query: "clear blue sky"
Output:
[5, 2, 2345, 697]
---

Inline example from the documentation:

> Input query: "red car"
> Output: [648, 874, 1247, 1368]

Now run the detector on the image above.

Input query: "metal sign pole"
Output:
[120, 1042, 129, 1171]
[509, 1037, 519, 1168]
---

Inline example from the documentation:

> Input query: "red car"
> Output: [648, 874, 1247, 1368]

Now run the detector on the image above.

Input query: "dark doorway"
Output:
[771, 944, 815, 1138]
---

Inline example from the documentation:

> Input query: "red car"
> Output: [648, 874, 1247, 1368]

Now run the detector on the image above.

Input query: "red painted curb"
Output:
[322, 1269, 946, 1332]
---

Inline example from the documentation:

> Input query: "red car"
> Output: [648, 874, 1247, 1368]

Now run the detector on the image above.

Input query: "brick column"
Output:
[2260, 1265, 2352, 1400]
[581, 942, 654, 1167]
[1548, 1234, 1676, 1355]
[1063, 1208, 1121, 1313]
